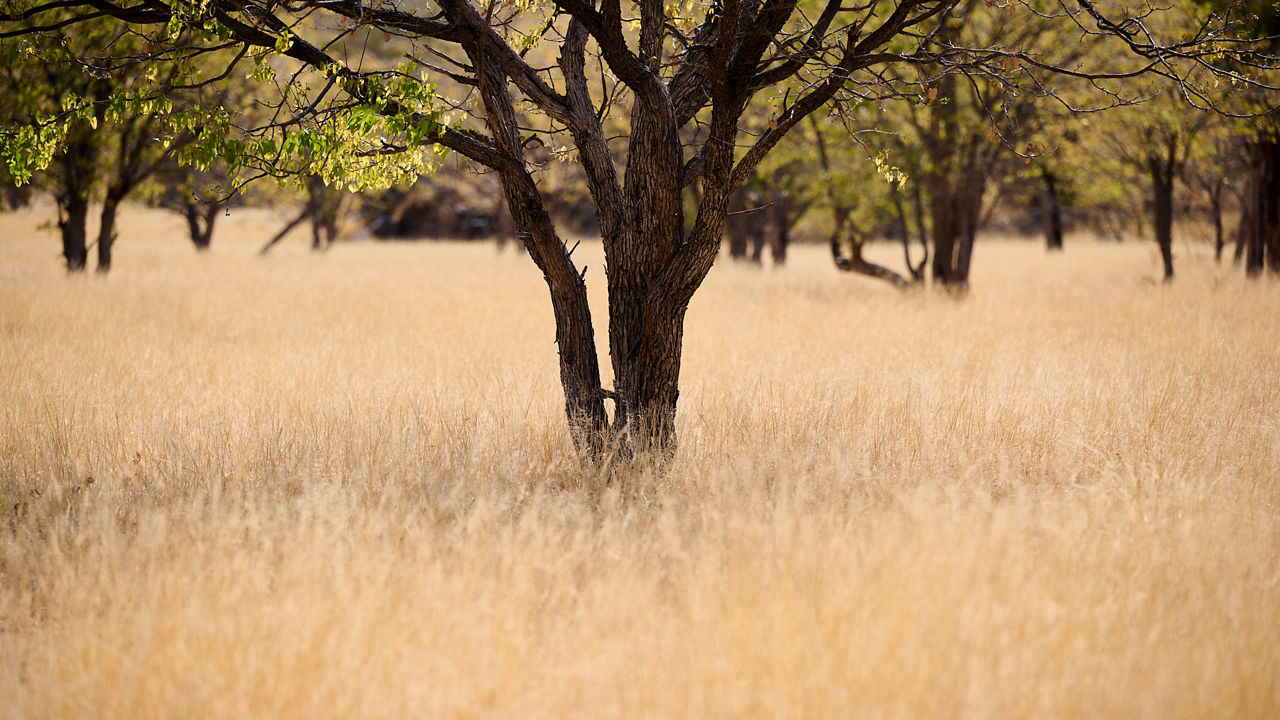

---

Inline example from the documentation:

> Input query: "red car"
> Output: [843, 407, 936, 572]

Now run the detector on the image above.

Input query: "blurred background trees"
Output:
[3, 0, 1273, 284]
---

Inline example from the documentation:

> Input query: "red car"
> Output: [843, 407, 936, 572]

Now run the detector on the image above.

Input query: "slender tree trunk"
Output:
[58, 192, 90, 272]
[465, 39, 610, 457]
[1210, 186, 1224, 262]
[1151, 166, 1175, 281]
[892, 186, 926, 281]
[96, 193, 123, 273]
[259, 211, 308, 255]
[1041, 168, 1064, 251]
[502, 170, 609, 454]
[771, 197, 789, 266]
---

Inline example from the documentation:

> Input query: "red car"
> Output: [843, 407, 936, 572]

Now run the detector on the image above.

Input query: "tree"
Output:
[1097, 89, 1212, 280]
[0, 21, 184, 272]
[1232, 1, 1280, 274]
[149, 158, 229, 250]
[258, 175, 355, 254]
[3, 0, 1275, 455]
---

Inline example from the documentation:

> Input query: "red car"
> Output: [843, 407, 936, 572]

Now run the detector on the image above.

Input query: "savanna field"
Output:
[1, 203, 1278, 718]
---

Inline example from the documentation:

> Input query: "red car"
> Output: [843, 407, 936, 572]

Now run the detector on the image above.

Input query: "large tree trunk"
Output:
[1041, 168, 1064, 251]
[605, 82, 690, 453]
[1242, 139, 1280, 276]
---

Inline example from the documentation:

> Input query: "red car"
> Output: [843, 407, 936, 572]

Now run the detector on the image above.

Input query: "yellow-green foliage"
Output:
[1, 205, 1278, 718]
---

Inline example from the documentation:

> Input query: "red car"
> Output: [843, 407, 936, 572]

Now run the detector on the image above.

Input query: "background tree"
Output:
[0, 21, 187, 272]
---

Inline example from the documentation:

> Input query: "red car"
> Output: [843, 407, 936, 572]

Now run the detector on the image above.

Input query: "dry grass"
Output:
[1, 203, 1278, 719]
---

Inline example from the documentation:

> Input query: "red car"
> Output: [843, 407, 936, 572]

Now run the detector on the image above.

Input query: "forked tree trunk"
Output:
[185, 201, 218, 250]
[829, 207, 912, 288]
[602, 80, 694, 453]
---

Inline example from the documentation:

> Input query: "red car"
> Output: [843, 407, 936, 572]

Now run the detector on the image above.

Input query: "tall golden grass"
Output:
[1, 203, 1277, 718]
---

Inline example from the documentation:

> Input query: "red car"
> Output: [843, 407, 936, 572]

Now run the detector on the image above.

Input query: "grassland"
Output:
[1, 203, 1277, 718]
